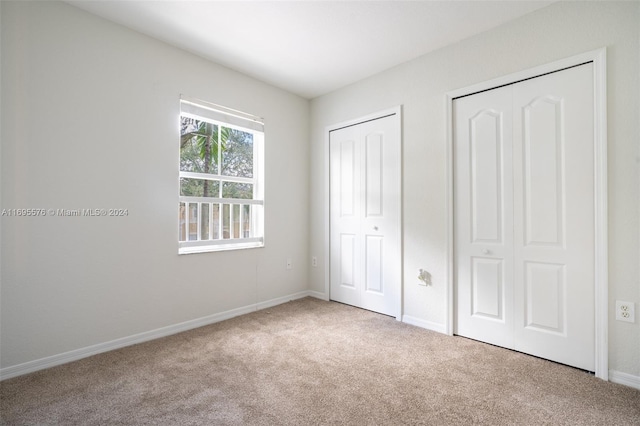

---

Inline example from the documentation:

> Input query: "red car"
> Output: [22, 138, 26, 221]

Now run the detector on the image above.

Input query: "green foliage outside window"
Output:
[180, 117, 254, 199]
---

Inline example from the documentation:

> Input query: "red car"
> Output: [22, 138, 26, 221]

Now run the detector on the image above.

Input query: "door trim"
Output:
[445, 48, 608, 379]
[324, 106, 403, 319]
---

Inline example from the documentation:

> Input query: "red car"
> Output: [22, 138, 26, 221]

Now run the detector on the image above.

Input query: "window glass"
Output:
[178, 97, 264, 254]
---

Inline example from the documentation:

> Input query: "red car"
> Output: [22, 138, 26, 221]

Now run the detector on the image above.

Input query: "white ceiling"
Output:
[67, 1, 554, 99]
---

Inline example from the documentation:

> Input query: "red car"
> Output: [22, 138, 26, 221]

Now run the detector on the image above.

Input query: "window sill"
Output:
[179, 239, 264, 255]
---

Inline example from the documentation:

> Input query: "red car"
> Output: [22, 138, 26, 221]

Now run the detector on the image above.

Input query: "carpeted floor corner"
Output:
[1, 297, 639, 425]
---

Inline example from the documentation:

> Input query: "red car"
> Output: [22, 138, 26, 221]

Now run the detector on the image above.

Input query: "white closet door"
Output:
[512, 64, 594, 370]
[454, 85, 515, 349]
[329, 114, 401, 317]
[330, 124, 361, 309]
[454, 63, 595, 371]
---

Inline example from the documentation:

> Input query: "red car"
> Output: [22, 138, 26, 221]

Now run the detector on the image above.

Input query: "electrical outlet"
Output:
[286, 258, 292, 270]
[312, 256, 318, 267]
[615, 300, 635, 323]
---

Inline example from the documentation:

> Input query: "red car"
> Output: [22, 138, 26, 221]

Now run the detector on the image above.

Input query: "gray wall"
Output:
[1, 1, 309, 369]
[310, 1, 639, 377]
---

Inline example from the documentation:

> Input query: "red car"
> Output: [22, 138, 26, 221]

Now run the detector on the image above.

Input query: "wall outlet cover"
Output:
[615, 300, 635, 323]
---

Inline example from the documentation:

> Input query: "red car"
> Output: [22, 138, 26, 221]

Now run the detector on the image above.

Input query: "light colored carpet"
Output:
[1, 297, 639, 425]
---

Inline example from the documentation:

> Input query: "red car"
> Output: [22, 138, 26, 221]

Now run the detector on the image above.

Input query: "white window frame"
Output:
[179, 96, 264, 254]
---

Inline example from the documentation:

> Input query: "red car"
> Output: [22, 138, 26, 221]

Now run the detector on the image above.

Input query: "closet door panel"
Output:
[512, 63, 595, 371]
[454, 85, 514, 348]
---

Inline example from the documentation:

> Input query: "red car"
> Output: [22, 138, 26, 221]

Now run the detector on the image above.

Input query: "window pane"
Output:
[222, 128, 253, 178]
[179, 203, 186, 241]
[180, 117, 220, 175]
[222, 182, 253, 199]
[242, 205, 251, 238]
[233, 204, 240, 238]
[212, 203, 220, 240]
[200, 203, 210, 240]
[188, 203, 198, 241]
[222, 204, 230, 239]
[180, 178, 220, 197]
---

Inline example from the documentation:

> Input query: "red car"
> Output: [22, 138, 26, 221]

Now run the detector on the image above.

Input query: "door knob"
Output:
[373, 226, 379, 231]
[482, 249, 491, 255]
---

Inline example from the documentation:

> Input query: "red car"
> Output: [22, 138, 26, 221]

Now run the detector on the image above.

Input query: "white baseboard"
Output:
[402, 315, 447, 334]
[609, 370, 640, 390]
[255, 291, 312, 310]
[308, 290, 329, 301]
[0, 290, 313, 381]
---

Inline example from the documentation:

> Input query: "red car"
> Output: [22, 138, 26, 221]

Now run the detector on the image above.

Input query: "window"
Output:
[179, 97, 264, 254]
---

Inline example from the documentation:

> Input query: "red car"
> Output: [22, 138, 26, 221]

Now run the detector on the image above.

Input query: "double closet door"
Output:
[329, 113, 401, 317]
[454, 64, 595, 371]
